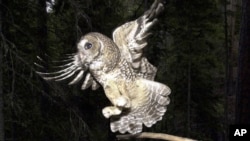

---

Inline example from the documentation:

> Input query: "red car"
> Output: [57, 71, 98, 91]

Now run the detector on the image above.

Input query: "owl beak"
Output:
[84, 63, 89, 69]
[77, 53, 88, 68]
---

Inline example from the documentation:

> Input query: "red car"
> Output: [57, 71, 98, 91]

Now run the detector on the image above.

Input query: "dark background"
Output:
[0, 0, 249, 141]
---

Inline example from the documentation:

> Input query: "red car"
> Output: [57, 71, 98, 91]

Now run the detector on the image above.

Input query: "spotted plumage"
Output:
[36, 0, 170, 134]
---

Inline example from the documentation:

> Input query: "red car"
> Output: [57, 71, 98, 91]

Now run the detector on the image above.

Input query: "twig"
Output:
[116, 132, 197, 141]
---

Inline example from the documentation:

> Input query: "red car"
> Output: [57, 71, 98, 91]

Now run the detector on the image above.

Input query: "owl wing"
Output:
[110, 78, 171, 134]
[112, 0, 164, 80]
[35, 55, 100, 90]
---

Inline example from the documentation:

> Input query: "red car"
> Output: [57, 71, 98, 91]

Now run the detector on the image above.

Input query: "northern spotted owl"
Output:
[37, 0, 171, 134]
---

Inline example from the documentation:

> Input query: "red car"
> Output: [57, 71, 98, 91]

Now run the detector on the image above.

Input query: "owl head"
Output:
[76, 32, 120, 72]
[35, 32, 121, 84]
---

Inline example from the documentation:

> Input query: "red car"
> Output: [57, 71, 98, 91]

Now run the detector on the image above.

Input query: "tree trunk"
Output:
[223, 0, 229, 140]
[187, 56, 191, 137]
[224, 0, 240, 140]
[236, 0, 250, 124]
[0, 0, 5, 139]
[0, 36, 5, 141]
[37, 0, 50, 140]
[0, 45, 4, 141]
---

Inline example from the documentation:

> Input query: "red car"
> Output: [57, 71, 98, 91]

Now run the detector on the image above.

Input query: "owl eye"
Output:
[84, 42, 92, 50]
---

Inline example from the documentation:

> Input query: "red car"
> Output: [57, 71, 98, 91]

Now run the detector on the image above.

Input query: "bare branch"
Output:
[116, 132, 197, 141]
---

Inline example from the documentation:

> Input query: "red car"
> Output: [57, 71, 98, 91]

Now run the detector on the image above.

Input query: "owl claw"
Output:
[102, 106, 122, 118]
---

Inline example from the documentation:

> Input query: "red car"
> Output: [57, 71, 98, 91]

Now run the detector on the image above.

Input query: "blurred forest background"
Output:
[0, 0, 248, 141]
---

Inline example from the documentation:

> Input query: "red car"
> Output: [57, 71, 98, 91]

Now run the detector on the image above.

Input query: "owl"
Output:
[36, 0, 171, 134]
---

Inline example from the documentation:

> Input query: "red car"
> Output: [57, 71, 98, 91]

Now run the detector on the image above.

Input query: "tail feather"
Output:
[110, 79, 170, 134]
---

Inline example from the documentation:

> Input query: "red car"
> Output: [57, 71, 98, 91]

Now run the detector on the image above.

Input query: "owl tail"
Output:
[110, 79, 171, 134]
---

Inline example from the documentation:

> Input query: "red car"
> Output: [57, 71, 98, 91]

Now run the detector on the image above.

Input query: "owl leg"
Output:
[103, 81, 131, 109]
[114, 96, 131, 108]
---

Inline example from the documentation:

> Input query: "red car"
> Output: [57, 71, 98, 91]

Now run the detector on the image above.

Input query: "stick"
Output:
[116, 132, 197, 141]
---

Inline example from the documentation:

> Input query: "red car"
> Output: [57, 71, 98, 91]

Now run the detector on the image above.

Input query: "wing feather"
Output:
[110, 79, 171, 134]
[35, 55, 100, 90]
[112, 0, 164, 80]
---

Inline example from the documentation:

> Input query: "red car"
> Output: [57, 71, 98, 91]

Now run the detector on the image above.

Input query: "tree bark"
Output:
[187, 45, 191, 137]
[0, 35, 5, 141]
[0, 44, 4, 141]
[0, 0, 5, 139]
[224, 0, 240, 140]
[236, 0, 250, 124]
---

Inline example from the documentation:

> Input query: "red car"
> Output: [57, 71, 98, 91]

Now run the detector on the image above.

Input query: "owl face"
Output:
[76, 32, 120, 72]
[77, 34, 102, 65]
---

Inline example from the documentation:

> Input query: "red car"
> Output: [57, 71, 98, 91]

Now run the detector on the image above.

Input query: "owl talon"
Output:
[102, 106, 122, 118]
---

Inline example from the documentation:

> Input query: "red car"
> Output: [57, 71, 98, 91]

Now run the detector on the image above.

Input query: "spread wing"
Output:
[35, 55, 100, 90]
[112, 0, 164, 80]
